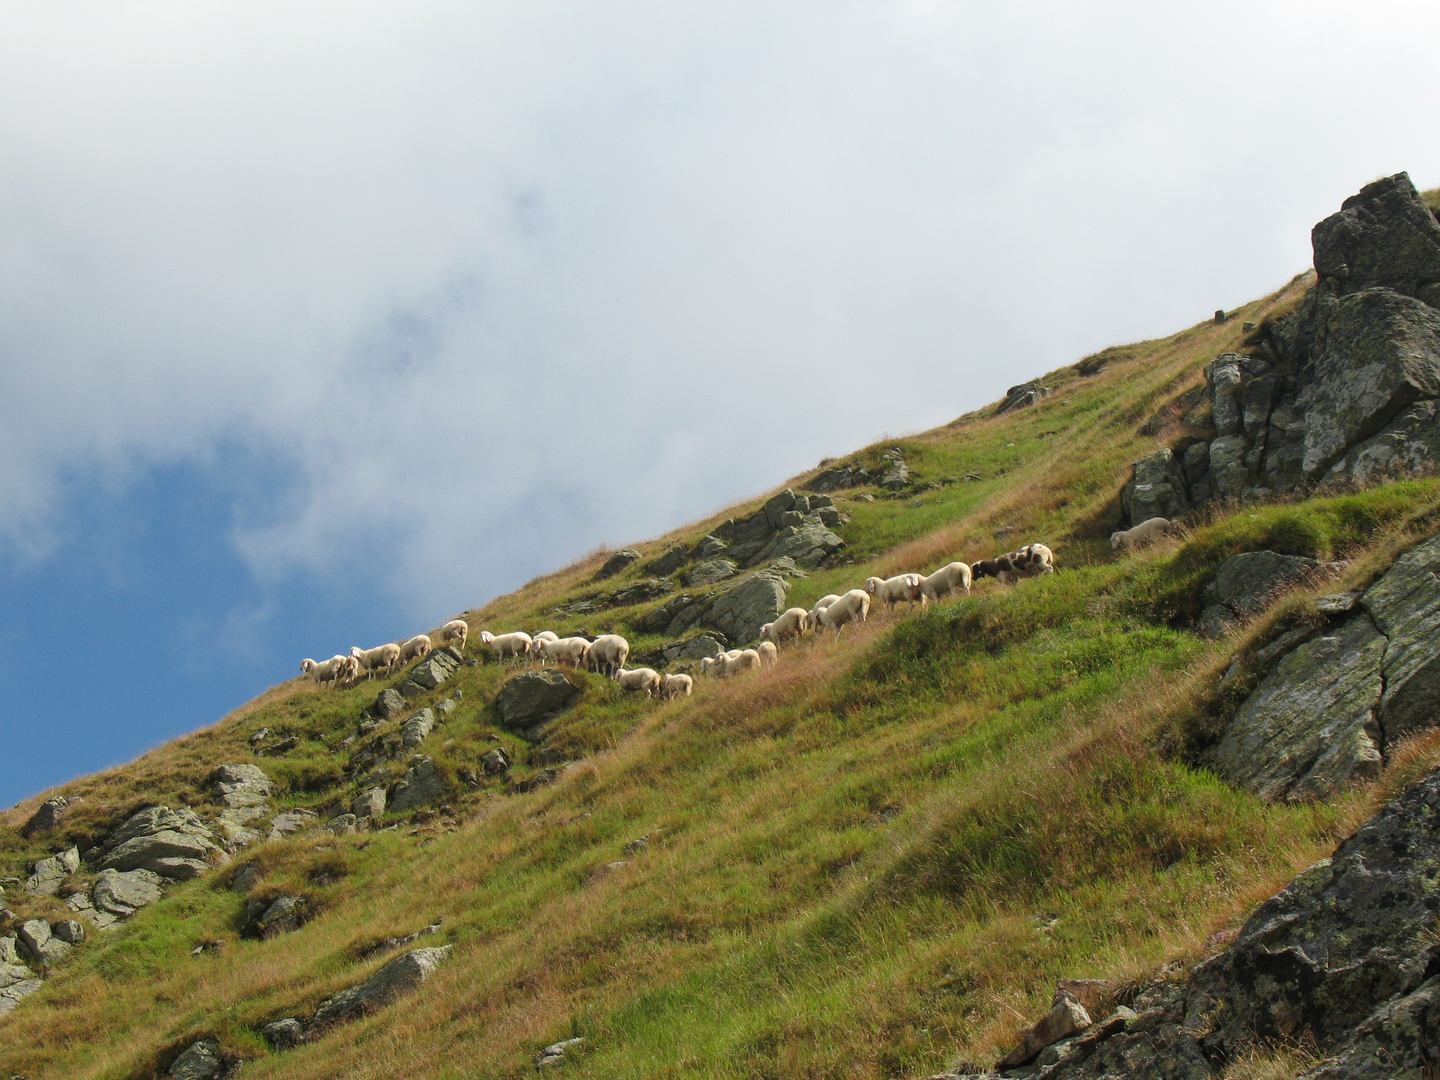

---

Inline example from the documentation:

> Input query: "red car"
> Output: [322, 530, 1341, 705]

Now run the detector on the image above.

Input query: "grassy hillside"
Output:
[4, 267, 1440, 1080]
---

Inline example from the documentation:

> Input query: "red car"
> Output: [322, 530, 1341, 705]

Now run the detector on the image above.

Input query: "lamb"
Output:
[699, 655, 724, 677]
[918, 561, 972, 605]
[478, 630, 533, 662]
[757, 641, 778, 667]
[864, 573, 925, 615]
[437, 619, 469, 653]
[350, 643, 401, 680]
[809, 594, 841, 628]
[615, 667, 663, 697]
[1111, 517, 1175, 551]
[722, 649, 762, 676]
[586, 634, 631, 678]
[820, 589, 871, 636]
[399, 635, 433, 663]
[661, 673, 693, 699]
[761, 607, 810, 646]
[301, 655, 350, 689]
[528, 631, 559, 661]
[537, 636, 591, 667]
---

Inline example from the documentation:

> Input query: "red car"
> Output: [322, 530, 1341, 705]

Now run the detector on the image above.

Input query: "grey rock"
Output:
[668, 565, 791, 645]
[51, 919, 85, 944]
[93, 868, 165, 915]
[390, 757, 448, 813]
[996, 998, 1092, 1069]
[607, 578, 673, 607]
[660, 633, 728, 665]
[0, 954, 43, 1014]
[267, 809, 316, 842]
[21, 795, 70, 839]
[536, 1037, 585, 1067]
[373, 688, 406, 719]
[1361, 533, 1440, 741]
[634, 592, 696, 634]
[683, 559, 738, 587]
[1206, 550, 1321, 618]
[169, 1036, 225, 1080]
[594, 549, 641, 580]
[252, 896, 306, 939]
[326, 813, 360, 836]
[352, 787, 387, 819]
[1207, 355, 1245, 436]
[98, 806, 223, 880]
[0, 938, 22, 965]
[1326, 398, 1440, 486]
[691, 534, 730, 559]
[1311, 171, 1440, 299]
[752, 519, 845, 569]
[397, 647, 463, 700]
[400, 708, 436, 748]
[1315, 590, 1363, 615]
[214, 806, 264, 853]
[479, 747, 511, 775]
[806, 463, 875, 492]
[495, 671, 581, 734]
[229, 863, 260, 894]
[1197, 604, 1236, 640]
[311, 945, 452, 1029]
[1209, 613, 1386, 801]
[1180, 441, 1211, 486]
[879, 458, 911, 490]
[995, 380, 1053, 415]
[212, 763, 275, 808]
[262, 1017, 307, 1049]
[24, 846, 79, 896]
[1121, 449, 1191, 527]
[1298, 977, 1440, 1079]
[643, 545, 688, 577]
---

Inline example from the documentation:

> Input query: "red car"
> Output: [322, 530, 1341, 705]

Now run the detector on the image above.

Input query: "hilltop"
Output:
[2, 174, 1440, 1080]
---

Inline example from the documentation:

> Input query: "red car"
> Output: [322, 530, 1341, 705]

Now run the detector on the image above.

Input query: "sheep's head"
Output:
[863, 577, 883, 594]
[1109, 531, 1124, 549]
[300, 658, 316, 674]
[350, 646, 364, 660]
[479, 630, 495, 644]
[759, 623, 773, 639]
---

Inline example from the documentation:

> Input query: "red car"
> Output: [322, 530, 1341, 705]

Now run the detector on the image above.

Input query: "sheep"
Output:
[399, 635, 433, 664]
[864, 573, 925, 615]
[586, 634, 631, 678]
[437, 619, 469, 653]
[615, 667, 663, 697]
[478, 630, 533, 662]
[350, 643, 401, 680]
[973, 543, 1056, 584]
[699, 655, 724, 677]
[809, 594, 841, 627]
[529, 631, 560, 662]
[820, 589, 871, 636]
[1111, 517, 1175, 551]
[301, 654, 351, 689]
[757, 641, 778, 667]
[918, 561, 972, 605]
[661, 673, 693, 699]
[761, 607, 810, 646]
[722, 649, 762, 677]
[537, 636, 591, 667]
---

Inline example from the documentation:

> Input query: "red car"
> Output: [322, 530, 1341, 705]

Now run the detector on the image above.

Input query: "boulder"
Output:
[326, 813, 360, 836]
[168, 1036, 226, 1080]
[1208, 613, 1386, 801]
[1326, 398, 1440, 485]
[667, 566, 791, 646]
[372, 688, 406, 719]
[390, 757, 448, 813]
[607, 578, 673, 607]
[24, 846, 79, 896]
[93, 868, 165, 915]
[21, 795, 71, 839]
[593, 549, 640, 580]
[400, 708, 436, 748]
[98, 807, 223, 880]
[535, 1037, 585, 1068]
[1311, 171, 1440, 299]
[660, 633, 728, 666]
[642, 545, 688, 577]
[64, 888, 120, 930]
[211, 763, 275, 808]
[995, 380, 1053, 415]
[879, 455, 911, 490]
[250, 896, 306, 939]
[634, 592, 697, 634]
[753, 521, 845, 569]
[267, 810, 316, 842]
[995, 997, 1092, 1069]
[1204, 550, 1321, 620]
[0, 937, 22, 965]
[479, 747, 511, 775]
[352, 787, 387, 819]
[261, 1017, 307, 1049]
[691, 534, 730, 559]
[495, 671, 581, 736]
[396, 647, 463, 700]
[51, 919, 85, 944]
[683, 559, 738, 587]
[310, 945, 452, 1029]
[1356, 532, 1440, 741]
[17, 918, 71, 966]
[1120, 449, 1191, 527]
[0, 955, 42, 1016]
[805, 462, 874, 492]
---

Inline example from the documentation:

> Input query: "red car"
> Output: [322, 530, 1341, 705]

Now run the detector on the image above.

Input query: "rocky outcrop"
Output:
[995, 380, 1053, 415]
[389, 756, 448, 813]
[663, 563, 793, 645]
[0, 946, 42, 1015]
[396, 646, 463, 701]
[495, 670, 581, 738]
[1120, 173, 1440, 526]
[168, 1036, 232, 1079]
[212, 763, 274, 808]
[21, 795, 73, 839]
[310, 945, 452, 1030]
[593, 549, 641, 580]
[24, 846, 79, 896]
[92, 867, 166, 916]
[807, 462, 876, 492]
[97, 807, 224, 881]
[987, 766, 1440, 1078]
[244, 895, 307, 939]
[400, 708, 436, 748]
[17, 919, 71, 967]
[1120, 449, 1192, 527]
[643, 545, 688, 577]
[1209, 533, 1440, 801]
[700, 491, 845, 569]
[1196, 549, 1328, 636]
[683, 559, 738, 587]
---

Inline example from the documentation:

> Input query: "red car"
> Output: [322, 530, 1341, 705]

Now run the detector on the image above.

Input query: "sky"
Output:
[3, 1, 1440, 808]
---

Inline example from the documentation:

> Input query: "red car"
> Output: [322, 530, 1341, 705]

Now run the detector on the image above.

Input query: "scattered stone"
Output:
[249, 896, 306, 939]
[495, 671, 581, 737]
[261, 1018, 307, 1049]
[98, 807, 224, 881]
[513, 769, 560, 794]
[396, 646, 463, 700]
[389, 757, 448, 813]
[400, 708, 436, 748]
[17, 919, 71, 967]
[352, 787, 387, 820]
[326, 814, 361, 836]
[479, 747, 512, 775]
[683, 559, 738, 588]
[879, 454, 911, 490]
[21, 796, 71, 839]
[995, 380, 1053, 415]
[372, 688, 406, 719]
[211, 764, 275, 808]
[50, 920, 85, 944]
[1120, 448, 1191, 527]
[24, 846, 79, 896]
[249, 727, 270, 744]
[310, 945, 452, 1030]
[594, 549, 641, 580]
[93, 868, 165, 915]
[229, 863, 260, 894]
[1315, 589, 1363, 615]
[168, 1036, 226, 1080]
[267, 809, 317, 842]
[586, 860, 630, 884]
[535, 1037, 585, 1068]
[995, 997, 1093, 1068]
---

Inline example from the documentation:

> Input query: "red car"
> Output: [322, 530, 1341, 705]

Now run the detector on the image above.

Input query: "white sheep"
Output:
[437, 619, 470, 652]
[529, 631, 560, 661]
[918, 561, 972, 605]
[479, 630, 533, 662]
[699, 655, 723, 677]
[615, 666, 663, 697]
[350, 643, 402, 680]
[761, 607, 810, 646]
[661, 673, 693, 699]
[864, 573, 925, 615]
[722, 649, 762, 677]
[586, 634, 631, 678]
[821, 589, 871, 636]
[809, 594, 841, 627]
[756, 641, 778, 667]
[1111, 517, 1175, 551]
[537, 636, 591, 667]
[301, 654, 350, 689]
[399, 635, 433, 664]
[1020, 543, 1056, 575]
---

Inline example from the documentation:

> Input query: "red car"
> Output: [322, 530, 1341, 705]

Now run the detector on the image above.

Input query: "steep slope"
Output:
[2, 178, 1440, 1080]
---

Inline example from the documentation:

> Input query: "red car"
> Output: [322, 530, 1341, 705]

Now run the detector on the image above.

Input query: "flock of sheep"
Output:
[298, 618, 470, 690]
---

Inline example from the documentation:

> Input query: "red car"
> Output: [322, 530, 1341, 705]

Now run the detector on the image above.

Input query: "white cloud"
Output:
[2, 0, 1439, 624]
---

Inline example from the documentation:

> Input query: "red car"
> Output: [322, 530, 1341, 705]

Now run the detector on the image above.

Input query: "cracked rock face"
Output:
[310, 946, 452, 1030]
[1210, 533, 1440, 801]
[98, 806, 224, 880]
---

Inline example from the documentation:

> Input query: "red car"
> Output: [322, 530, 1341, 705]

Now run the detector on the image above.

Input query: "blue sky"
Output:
[4, 1, 1440, 807]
